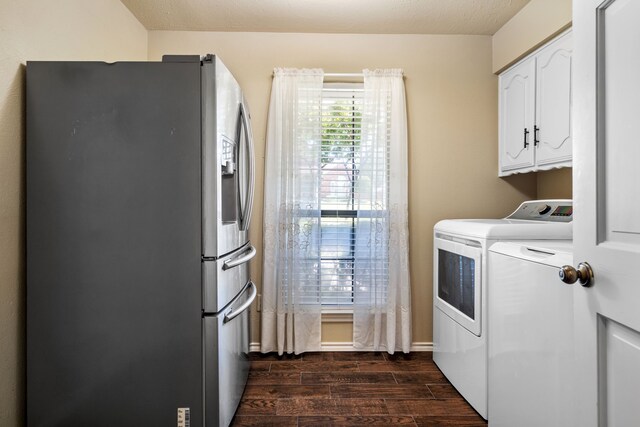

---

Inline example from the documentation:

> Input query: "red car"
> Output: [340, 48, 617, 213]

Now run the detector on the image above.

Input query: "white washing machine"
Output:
[487, 241, 575, 427]
[432, 200, 573, 419]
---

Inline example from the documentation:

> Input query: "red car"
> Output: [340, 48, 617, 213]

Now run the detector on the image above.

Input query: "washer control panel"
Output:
[506, 200, 573, 222]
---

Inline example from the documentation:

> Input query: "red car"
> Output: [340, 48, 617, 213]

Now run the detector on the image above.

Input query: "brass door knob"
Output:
[559, 263, 594, 286]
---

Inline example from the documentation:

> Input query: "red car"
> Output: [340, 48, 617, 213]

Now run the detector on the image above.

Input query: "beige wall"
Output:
[0, 1, 147, 424]
[537, 168, 573, 200]
[149, 31, 538, 346]
[492, 0, 572, 74]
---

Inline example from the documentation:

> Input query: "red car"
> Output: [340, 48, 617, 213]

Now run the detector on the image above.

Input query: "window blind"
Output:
[316, 83, 363, 306]
[291, 82, 391, 308]
[321, 82, 392, 308]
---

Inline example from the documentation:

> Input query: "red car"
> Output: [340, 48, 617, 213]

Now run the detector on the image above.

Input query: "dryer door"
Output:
[434, 237, 482, 336]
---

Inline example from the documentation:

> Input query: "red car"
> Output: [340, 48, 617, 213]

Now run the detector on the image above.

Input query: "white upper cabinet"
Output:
[535, 32, 573, 167]
[499, 57, 536, 172]
[499, 30, 572, 176]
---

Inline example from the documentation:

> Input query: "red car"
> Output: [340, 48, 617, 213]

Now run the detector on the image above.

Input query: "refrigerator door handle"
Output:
[223, 245, 256, 270]
[223, 281, 257, 324]
[239, 102, 255, 231]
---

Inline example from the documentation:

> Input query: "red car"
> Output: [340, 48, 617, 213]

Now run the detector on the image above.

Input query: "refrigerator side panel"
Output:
[26, 61, 203, 426]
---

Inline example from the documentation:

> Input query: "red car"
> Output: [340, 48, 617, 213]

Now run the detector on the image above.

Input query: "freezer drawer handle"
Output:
[224, 281, 257, 324]
[223, 245, 256, 270]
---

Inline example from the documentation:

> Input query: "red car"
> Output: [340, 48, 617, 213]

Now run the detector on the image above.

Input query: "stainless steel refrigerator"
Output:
[26, 54, 256, 427]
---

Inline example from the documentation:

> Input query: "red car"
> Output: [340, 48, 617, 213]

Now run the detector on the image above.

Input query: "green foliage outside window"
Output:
[321, 100, 362, 167]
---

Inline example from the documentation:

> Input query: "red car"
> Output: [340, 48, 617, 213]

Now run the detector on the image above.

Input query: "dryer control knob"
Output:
[537, 204, 552, 215]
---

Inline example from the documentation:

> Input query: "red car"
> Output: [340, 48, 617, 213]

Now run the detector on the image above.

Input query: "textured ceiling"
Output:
[119, 0, 531, 35]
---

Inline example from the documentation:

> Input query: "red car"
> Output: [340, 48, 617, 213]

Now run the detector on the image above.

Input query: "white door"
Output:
[535, 31, 573, 167]
[499, 57, 535, 173]
[573, 1, 640, 425]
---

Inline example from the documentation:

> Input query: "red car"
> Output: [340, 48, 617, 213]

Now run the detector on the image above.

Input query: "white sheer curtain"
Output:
[261, 68, 324, 355]
[353, 69, 411, 353]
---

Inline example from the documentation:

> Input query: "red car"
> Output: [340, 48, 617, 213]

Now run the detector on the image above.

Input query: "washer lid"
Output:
[489, 240, 573, 268]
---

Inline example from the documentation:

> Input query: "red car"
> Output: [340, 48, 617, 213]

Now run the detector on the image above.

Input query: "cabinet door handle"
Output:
[523, 128, 530, 148]
[534, 125, 540, 147]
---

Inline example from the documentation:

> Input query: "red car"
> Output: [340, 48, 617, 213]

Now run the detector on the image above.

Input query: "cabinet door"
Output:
[535, 31, 572, 168]
[499, 57, 536, 175]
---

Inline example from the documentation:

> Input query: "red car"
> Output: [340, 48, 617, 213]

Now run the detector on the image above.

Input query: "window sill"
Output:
[322, 310, 353, 323]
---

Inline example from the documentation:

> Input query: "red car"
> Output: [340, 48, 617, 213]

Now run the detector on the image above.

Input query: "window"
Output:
[262, 68, 410, 353]
[293, 81, 391, 311]
[319, 83, 364, 308]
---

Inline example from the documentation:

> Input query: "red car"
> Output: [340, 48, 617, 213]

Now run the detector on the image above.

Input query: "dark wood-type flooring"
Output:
[231, 351, 487, 426]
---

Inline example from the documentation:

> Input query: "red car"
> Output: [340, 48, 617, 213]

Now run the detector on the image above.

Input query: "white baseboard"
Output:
[409, 342, 434, 352]
[249, 341, 433, 352]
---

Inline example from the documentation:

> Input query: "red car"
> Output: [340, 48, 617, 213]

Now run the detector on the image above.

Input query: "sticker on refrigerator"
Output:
[177, 407, 190, 427]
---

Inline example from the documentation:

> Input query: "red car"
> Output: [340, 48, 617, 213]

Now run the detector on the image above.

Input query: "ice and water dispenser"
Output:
[220, 135, 238, 224]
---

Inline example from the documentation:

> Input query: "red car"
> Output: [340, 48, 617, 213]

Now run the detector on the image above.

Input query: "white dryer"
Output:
[432, 200, 573, 419]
